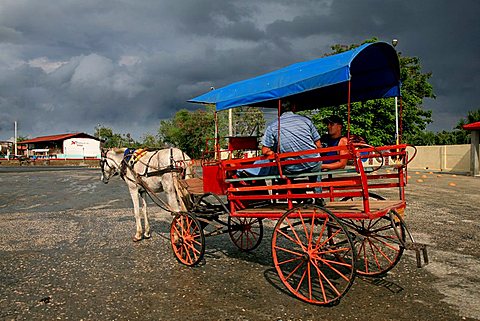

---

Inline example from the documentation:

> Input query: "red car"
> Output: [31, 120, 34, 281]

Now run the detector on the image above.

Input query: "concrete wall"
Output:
[407, 144, 470, 173]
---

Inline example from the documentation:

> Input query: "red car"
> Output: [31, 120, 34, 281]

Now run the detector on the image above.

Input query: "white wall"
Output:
[63, 138, 100, 158]
[407, 144, 470, 173]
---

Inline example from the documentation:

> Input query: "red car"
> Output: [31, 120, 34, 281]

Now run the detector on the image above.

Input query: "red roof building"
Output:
[462, 121, 480, 131]
[20, 133, 100, 159]
[462, 122, 480, 176]
[20, 132, 98, 144]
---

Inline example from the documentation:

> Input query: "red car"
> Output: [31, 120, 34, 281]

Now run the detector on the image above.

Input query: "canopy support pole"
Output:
[347, 81, 351, 140]
[399, 96, 403, 144]
[277, 100, 281, 154]
[395, 97, 399, 144]
[214, 111, 220, 160]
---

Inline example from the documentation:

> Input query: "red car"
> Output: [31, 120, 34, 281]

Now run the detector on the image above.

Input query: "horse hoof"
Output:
[132, 236, 143, 242]
[143, 234, 151, 240]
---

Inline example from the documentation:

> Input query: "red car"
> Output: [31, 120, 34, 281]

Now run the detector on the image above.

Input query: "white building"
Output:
[20, 133, 101, 159]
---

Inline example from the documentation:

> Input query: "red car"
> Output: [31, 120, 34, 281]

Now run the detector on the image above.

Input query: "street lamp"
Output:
[392, 39, 399, 145]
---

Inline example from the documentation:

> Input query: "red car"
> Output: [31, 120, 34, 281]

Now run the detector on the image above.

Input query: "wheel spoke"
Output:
[314, 217, 328, 249]
[368, 238, 394, 264]
[285, 260, 307, 282]
[274, 245, 305, 257]
[313, 263, 342, 297]
[368, 235, 402, 251]
[315, 226, 341, 250]
[277, 227, 306, 249]
[294, 266, 308, 293]
[317, 258, 352, 282]
[287, 211, 308, 252]
[277, 255, 304, 266]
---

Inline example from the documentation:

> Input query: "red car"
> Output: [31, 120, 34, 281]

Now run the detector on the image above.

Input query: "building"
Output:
[20, 133, 101, 159]
[0, 141, 28, 158]
[0, 141, 12, 158]
[463, 121, 480, 176]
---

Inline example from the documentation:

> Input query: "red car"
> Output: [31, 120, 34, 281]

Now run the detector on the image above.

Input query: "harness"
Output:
[120, 148, 186, 181]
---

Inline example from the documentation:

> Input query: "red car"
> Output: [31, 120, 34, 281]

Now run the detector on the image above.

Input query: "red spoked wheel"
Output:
[341, 210, 406, 277]
[272, 206, 356, 305]
[228, 217, 263, 251]
[170, 212, 205, 266]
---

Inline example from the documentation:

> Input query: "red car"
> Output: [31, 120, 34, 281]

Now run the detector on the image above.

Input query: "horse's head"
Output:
[100, 148, 123, 184]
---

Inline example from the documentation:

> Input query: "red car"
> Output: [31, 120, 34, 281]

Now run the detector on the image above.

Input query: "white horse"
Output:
[100, 147, 193, 241]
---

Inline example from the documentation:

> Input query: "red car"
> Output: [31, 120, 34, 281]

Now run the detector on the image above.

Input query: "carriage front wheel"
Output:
[228, 217, 263, 251]
[272, 205, 356, 305]
[170, 212, 205, 266]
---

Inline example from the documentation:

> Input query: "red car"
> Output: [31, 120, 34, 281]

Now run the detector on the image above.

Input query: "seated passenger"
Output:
[257, 100, 322, 175]
[321, 115, 348, 170]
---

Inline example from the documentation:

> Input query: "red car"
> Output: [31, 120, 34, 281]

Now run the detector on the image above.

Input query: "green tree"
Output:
[445, 108, 479, 144]
[94, 125, 139, 148]
[16, 135, 29, 142]
[159, 109, 215, 158]
[232, 107, 266, 136]
[408, 109, 479, 145]
[140, 134, 164, 149]
[455, 109, 480, 143]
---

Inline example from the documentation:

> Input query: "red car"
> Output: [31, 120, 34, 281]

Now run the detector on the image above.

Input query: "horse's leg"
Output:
[129, 187, 144, 242]
[140, 191, 151, 239]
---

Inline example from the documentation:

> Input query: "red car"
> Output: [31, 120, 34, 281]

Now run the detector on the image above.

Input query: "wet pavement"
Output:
[0, 168, 479, 320]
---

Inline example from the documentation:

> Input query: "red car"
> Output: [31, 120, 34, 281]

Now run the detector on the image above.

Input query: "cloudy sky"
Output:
[0, 0, 478, 141]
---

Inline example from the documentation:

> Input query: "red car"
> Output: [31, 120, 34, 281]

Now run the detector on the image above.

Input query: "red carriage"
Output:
[170, 42, 428, 305]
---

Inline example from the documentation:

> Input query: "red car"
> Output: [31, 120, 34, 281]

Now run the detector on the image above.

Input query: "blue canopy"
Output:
[188, 42, 400, 111]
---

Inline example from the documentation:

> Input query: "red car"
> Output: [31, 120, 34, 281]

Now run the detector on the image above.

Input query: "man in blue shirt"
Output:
[262, 101, 322, 174]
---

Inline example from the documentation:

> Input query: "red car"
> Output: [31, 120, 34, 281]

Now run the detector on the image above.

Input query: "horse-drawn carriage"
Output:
[102, 42, 428, 305]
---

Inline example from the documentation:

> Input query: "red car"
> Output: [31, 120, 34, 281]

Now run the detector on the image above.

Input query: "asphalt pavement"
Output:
[0, 168, 479, 320]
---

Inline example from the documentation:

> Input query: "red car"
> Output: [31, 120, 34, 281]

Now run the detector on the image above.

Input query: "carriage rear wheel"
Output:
[340, 193, 406, 277]
[228, 217, 263, 251]
[272, 205, 356, 305]
[170, 212, 205, 266]
[341, 210, 406, 277]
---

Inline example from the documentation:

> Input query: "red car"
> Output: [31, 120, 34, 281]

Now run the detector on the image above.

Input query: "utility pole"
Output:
[392, 39, 399, 145]
[14, 121, 18, 156]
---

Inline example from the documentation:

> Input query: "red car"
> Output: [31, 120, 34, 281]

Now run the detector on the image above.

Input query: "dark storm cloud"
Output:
[0, 0, 478, 141]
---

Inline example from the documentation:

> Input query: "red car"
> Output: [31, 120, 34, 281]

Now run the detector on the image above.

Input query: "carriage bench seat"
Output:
[225, 167, 374, 183]
[180, 178, 204, 195]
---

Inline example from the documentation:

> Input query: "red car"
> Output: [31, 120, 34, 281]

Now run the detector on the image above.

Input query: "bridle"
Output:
[100, 150, 121, 183]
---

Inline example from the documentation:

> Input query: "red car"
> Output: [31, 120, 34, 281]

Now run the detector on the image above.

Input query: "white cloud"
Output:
[119, 55, 141, 66]
[28, 57, 68, 73]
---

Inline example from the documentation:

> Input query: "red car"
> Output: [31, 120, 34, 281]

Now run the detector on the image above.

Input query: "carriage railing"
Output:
[214, 143, 413, 219]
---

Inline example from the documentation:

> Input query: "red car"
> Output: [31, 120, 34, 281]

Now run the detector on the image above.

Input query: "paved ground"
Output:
[0, 168, 479, 321]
